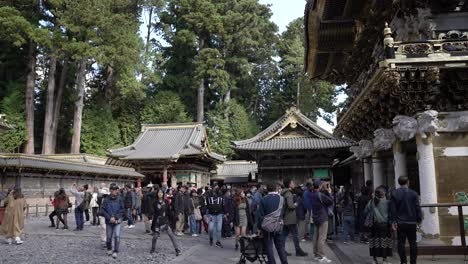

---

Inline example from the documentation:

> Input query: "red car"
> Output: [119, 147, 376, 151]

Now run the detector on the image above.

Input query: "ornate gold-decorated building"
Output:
[304, 0, 468, 244]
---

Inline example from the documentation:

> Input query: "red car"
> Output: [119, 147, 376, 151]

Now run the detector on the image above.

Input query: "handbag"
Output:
[192, 199, 202, 221]
[364, 201, 375, 228]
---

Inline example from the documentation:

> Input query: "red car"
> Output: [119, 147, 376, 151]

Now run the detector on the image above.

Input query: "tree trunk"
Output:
[24, 41, 36, 154]
[196, 37, 205, 123]
[105, 65, 115, 102]
[51, 59, 68, 153]
[145, 7, 153, 55]
[70, 60, 86, 154]
[42, 56, 57, 154]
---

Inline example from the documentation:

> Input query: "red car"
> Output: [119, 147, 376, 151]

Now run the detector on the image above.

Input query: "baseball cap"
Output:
[109, 183, 119, 190]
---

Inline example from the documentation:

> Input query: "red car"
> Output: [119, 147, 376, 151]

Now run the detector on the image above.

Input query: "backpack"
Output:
[261, 195, 284, 233]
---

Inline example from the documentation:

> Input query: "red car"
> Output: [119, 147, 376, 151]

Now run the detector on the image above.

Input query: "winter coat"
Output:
[84, 191, 92, 210]
[303, 190, 313, 210]
[310, 190, 333, 226]
[100, 194, 125, 225]
[141, 191, 155, 215]
[56, 194, 70, 210]
[151, 199, 171, 230]
[124, 190, 136, 209]
[295, 196, 307, 221]
[282, 189, 297, 225]
[365, 198, 391, 224]
[174, 191, 189, 214]
[256, 193, 285, 232]
[188, 196, 201, 215]
[390, 187, 422, 225]
[0, 194, 26, 238]
[223, 196, 234, 221]
[206, 193, 224, 215]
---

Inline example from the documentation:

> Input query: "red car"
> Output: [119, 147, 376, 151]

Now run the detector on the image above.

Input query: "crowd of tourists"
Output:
[0, 175, 422, 264]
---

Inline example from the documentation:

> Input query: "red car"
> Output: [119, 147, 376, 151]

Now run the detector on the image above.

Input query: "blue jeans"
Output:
[74, 207, 84, 230]
[106, 223, 121, 253]
[343, 215, 355, 241]
[189, 214, 199, 235]
[263, 230, 288, 264]
[208, 214, 223, 242]
[126, 208, 134, 225]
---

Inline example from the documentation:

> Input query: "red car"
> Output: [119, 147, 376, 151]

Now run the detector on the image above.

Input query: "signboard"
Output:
[313, 169, 329, 179]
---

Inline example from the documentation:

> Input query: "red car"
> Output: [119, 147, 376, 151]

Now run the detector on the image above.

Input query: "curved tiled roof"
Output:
[216, 161, 257, 177]
[0, 154, 144, 178]
[107, 123, 224, 162]
[234, 137, 353, 151]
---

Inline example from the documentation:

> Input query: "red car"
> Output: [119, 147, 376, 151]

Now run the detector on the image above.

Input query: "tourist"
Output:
[189, 189, 201, 237]
[83, 184, 92, 225]
[135, 187, 143, 222]
[256, 182, 288, 264]
[97, 186, 110, 247]
[142, 185, 155, 233]
[282, 179, 308, 257]
[390, 176, 421, 264]
[357, 186, 372, 243]
[206, 187, 224, 248]
[222, 189, 234, 238]
[124, 184, 136, 228]
[340, 188, 355, 244]
[303, 182, 314, 241]
[90, 187, 100, 226]
[101, 183, 125, 259]
[310, 180, 333, 263]
[0, 187, 26, 245]
[366, 188, 392, 264]
[252, 184, 263, 234]
[245, 190, 254, 234]
[70, 183, 85, 231]
[233, 189, 250, 250]
[150, 188, 181, 256]
[197, 188, 206, 234]
[174, 186, 188, 236]
[48, 190, 59, 228]
[295, 187, 307, 243]
[55, 188, 70, 229]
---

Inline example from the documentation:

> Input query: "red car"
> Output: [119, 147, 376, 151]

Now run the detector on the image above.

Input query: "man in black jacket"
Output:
[390, 176, 422, 264]
[141, 186, 155, 233]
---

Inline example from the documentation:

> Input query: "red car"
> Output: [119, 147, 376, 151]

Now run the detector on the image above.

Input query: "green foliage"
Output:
[207, 101, 258, 158]
[0, 82, 27, 152]
[81, 104, 121, 156]
[141, 91, 191, 124]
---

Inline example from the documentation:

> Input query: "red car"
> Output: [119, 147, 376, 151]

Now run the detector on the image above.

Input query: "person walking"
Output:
[252, 184, 263, 234]
[390, 176, 421, 264]
[90, 187, 100, 226]
[142, 186, 155, 233]
[189, 190, 201, 237]
[366, 188, 393, 264]
[233, 190, 250, 250]
[83, 184, 92, 225]
[281, 179, 308, 257]
[70, 183, 85, 231]
[256, 182, 288, 264]
[48, 190, 59, 228]
[303, 182, 314, 241]
[55, 188, 70, 230]
[340, 189, 355, 244]
[0, 187, 26, 245]
[150, 188, 181, 256]
[101, 183, 125, 259]
[136, 187, 143, 222]
[124, 184, 136, 228]
[174, 186, 188, 236]
[358, 186, 372, 243]
[295, 187, 307, 242]
[222, 189, 234, 238]
[310, 180, 333, 263]
[97, 186, 110, 247]
[206, 187, 224, 248]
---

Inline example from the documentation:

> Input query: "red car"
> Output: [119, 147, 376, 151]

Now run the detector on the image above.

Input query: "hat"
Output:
[100, 187, 110, 195]
[109, 183, 119, 190]
[313, 179, 321, 188]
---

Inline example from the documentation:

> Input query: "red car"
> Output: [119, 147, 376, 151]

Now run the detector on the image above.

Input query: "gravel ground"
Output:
[0, 217, 198, 264]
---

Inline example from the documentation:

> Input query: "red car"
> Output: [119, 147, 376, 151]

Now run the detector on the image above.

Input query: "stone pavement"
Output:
[2, 216, 468, 264]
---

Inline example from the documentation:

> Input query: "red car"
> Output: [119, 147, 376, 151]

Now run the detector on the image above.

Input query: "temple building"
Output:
[0, 154, 144, 205]
[106, 123, 224, 188]
[305, 0, 468, 244]
[212, 160, 258, 187]
[233, 107, 355, 185]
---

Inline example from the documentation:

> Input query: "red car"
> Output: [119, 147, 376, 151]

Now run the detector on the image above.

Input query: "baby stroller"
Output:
[238, 235, 267, 264]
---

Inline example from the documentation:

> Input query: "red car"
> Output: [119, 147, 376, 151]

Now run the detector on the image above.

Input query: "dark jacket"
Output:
[100, 194, 124, 225]
[223, 196, 234, 221]
[310, 190, 333, 225]
[188, 196, 201, 215]
[84, 191, 92, 210]
[206, 192, 224, 215]
[151, 199, 170, 231]
[295, 196, 307, 221]
[357, 193, 372, 230]
[174, 191, 189, 214]
[303, 190, 312, 210]
[282, 189, 297, 225]
[124, 190, 136, 209]
[141, 191, 155, 215]
[390, 187, 422, 225]
[256, 193, 285, 232]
